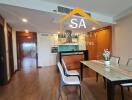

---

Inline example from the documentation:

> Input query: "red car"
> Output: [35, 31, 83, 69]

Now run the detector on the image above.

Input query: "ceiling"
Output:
[41, 0, 132, 17]
[0, 0, 132, 33]
[0, 4, 60, 34]
[0, 4, 110, 33]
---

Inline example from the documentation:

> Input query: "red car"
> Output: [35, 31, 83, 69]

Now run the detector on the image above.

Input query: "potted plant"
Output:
[102, 49, 110, 66]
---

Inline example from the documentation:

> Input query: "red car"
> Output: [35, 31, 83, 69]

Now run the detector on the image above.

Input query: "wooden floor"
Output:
[21, 57, 37, 70]
[0, 66, 132, 100]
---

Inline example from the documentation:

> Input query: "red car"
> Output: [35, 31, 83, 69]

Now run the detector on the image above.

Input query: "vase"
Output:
[104, 61, 110, 66]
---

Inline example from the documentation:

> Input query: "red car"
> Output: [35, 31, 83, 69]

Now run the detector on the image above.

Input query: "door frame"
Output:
[7, 23, 14, 77]
[0, 15, 8, 85]
[16, 32, 38, 70]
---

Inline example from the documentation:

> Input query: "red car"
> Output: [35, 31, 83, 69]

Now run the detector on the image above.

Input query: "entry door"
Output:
[0, 24, 7, 85]
[16, 32, 38, 70]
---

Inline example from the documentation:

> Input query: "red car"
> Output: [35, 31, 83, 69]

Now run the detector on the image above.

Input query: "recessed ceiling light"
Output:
[69, 25, 73, 28]
[22, 18, 28, 23]
[25, 29, 29, 33]
[92, 27, 96, 30]
[58, 32, 60, 34]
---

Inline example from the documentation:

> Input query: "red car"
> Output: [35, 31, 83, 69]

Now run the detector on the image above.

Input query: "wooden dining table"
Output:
[80, 60, 132, 100]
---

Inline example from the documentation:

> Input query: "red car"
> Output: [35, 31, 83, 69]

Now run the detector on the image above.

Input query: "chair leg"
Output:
[127, 87, 130, 91]
[66, 94, 68, 100]
[79, 85, 82, 100]
[120, 86, 125, 100]
[58, 85, 61, 100]
[96, 72, 99, 82]
[103, 77, 106, 88]
[58, 81, 63, 100]
[58, 88, 60, 100]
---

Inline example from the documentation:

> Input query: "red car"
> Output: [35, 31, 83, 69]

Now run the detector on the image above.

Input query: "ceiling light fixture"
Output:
[25, 29, 29, 33]
[22, 18, 28, 23]
[92, 27, 96, 30]
[58, 32, 61, 34]
[69, 25, 73, 28]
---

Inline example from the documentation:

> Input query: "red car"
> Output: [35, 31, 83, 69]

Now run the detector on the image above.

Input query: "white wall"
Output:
[37, 34, 57, 67]
[113, 13, 132, 64]
[78, 34, 86, 50]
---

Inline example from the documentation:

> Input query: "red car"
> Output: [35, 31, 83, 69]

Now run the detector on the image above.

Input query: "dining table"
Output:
[80, 60, 132, 100]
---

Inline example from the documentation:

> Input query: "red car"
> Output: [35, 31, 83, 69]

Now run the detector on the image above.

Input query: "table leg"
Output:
[106, 80, 115, 100]
[80, 62, 83, 81]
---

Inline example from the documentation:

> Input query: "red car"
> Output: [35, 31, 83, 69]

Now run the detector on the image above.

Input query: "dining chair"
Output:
[61, 59, 80, 77]
[120, 58, 132, 100]
[57, 62, 81, 100]
[96, 56, 120, 82]
[110, 56, 120, 64]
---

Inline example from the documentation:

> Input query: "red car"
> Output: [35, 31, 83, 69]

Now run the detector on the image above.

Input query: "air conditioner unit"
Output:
[57, 6, 91, 17]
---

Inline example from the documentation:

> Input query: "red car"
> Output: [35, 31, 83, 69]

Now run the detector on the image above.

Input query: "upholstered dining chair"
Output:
[120, 58, 132, 100]
[57, 62, 81, 100]
[127, 58, 132, 66]
[61, 59, 80, 77]
[96, 56, 120, 82]
[110, 56, 120, 65]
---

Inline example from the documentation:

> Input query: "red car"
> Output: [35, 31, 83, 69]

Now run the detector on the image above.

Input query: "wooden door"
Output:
[7, 24, 14, 77]
[16, 32, 38, 70]
[0, 16, 7, 85]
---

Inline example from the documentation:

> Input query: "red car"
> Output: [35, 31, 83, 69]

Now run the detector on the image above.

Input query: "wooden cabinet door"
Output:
[86, 26, 112, 60]
[86, 32, 97, 60]
[96, 27, 112, 59]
